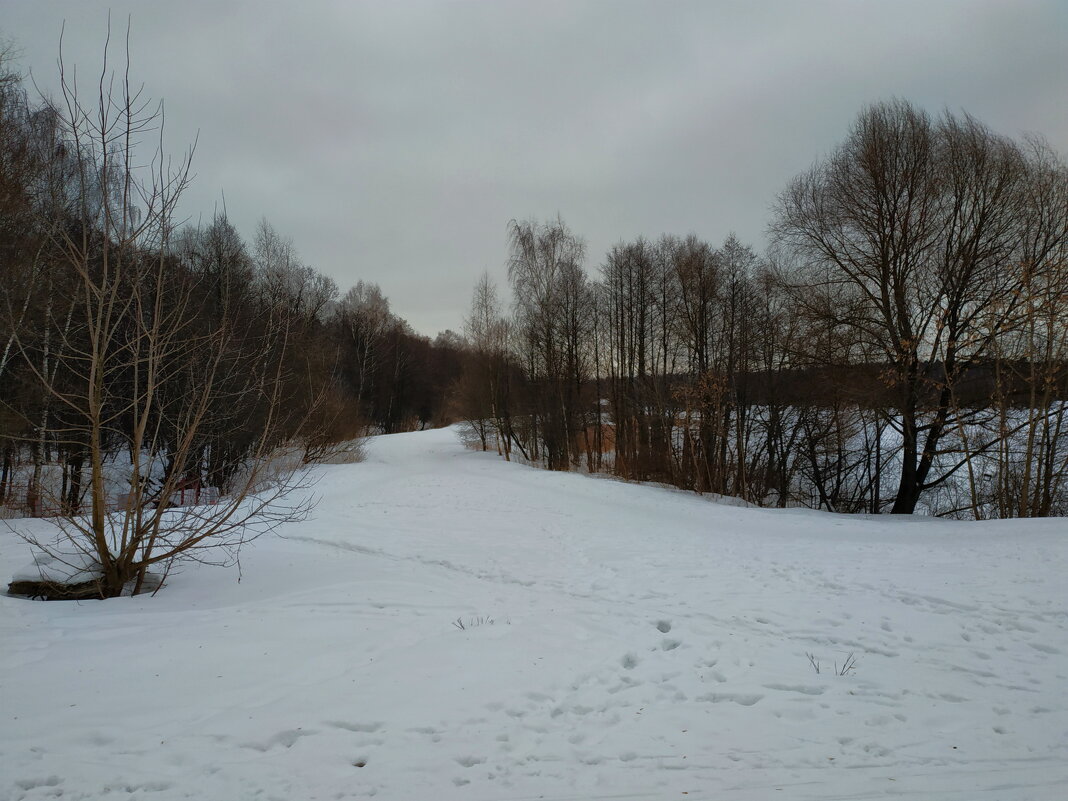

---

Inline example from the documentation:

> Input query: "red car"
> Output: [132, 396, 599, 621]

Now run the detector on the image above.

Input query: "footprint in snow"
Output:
[13, 776, 62, 792]
[764, 683, 825, 696]
[697, 692, 763, 706]
[242, 728, 313, 751]
[327, 720, 383, 733]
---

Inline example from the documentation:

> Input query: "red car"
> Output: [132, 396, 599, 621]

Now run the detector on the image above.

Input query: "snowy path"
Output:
[2, 427, 1066, 800]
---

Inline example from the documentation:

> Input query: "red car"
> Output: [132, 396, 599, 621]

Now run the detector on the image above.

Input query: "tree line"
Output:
[2, 36, 1064, 598]
[0, 42, 460, 596]
[454, 101, 1068, 519]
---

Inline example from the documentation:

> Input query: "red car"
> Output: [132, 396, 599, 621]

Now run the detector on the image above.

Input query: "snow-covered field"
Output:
[2, 427, 1066, 800]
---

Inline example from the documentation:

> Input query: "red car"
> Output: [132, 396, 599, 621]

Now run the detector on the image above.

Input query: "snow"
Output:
[9, 550, 101, 585]
[1, 426, 1066, 800]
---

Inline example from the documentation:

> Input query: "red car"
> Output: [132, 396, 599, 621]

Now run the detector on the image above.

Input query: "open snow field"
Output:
[2, 427, 1066, 800]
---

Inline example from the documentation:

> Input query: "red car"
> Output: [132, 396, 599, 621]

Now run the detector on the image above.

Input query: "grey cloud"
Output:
[4, 0, 1065, 336]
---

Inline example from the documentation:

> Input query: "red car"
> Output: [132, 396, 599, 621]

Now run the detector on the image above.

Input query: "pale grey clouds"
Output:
[4, 1, 1065, 335]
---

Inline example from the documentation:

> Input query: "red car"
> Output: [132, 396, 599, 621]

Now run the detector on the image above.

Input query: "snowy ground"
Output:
[2, 427, 1066, 800]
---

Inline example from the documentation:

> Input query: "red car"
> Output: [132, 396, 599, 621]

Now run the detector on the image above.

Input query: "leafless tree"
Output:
[507, 217, 588, 470]
[459, 272, 518, 456]
[336, 280, 392, 417]
[771, 100, 1048, 513]
[8, 25, 313, 598]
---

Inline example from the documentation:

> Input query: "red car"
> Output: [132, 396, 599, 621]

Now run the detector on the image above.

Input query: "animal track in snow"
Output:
[621, 653, 639, 670]
[656, 620, 672, 633]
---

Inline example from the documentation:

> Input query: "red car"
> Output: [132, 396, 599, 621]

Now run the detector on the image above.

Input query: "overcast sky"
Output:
[4, 1, 1066, 336]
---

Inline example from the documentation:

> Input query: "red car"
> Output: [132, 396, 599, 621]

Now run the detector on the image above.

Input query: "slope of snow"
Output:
[1, 427, 1065, 800]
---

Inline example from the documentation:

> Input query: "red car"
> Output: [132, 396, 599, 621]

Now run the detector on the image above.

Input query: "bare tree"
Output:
[507, 217, 587, 470]
[8, 25, 313, 599]
[336, 280, 392, 418]
[459, 272, 518, 456]
[771, 100, 1041, 513]
[986, 138, 1068, 517]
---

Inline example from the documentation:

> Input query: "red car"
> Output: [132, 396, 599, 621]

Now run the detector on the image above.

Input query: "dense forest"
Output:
[452, 102, 1068, 520]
